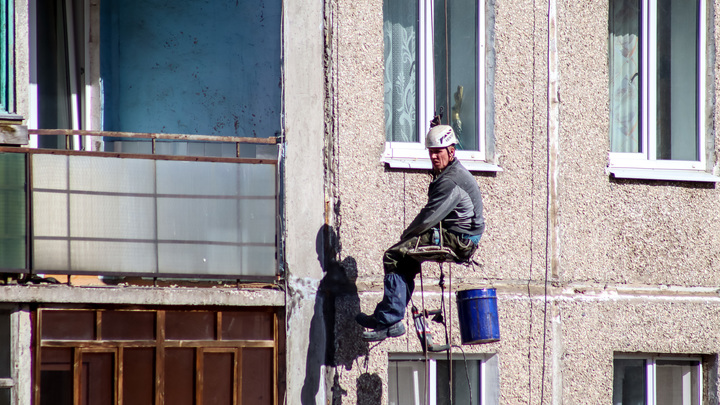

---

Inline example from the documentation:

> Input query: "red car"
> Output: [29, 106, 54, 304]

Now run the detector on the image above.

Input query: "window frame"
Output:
[607, 0, 716, 181]
[382, 0, 500, 172]
[388, 353, 499, 405]
[613, 354, 703, 405]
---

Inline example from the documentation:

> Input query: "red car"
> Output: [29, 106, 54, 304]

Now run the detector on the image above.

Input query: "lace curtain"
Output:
[383, 0, 417, 143]
[609, 0, 640, 153]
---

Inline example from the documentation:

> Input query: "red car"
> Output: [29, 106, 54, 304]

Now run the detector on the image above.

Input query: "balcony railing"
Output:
[0, 131, 279, 280]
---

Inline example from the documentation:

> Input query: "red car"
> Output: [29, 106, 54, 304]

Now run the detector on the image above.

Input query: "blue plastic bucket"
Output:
[456, 288, 500, 344]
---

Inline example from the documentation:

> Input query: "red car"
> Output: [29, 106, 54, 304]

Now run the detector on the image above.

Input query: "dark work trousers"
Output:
[372, 227, 480, 326]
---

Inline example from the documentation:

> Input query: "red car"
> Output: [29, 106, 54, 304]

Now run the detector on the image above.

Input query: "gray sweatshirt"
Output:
[401, 158, 485, 240]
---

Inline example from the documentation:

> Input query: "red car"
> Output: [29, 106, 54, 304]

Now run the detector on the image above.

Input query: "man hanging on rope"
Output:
[357, 123, 485, 342]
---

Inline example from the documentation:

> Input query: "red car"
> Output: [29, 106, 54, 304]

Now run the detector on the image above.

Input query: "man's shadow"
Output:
[301, 224, 369, 404]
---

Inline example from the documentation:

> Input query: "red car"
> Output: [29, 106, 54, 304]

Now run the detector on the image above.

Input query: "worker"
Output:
[357, 124, 485, 341]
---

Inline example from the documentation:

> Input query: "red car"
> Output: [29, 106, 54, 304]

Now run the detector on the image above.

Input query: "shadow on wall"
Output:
[301, 224, 368, 404]
[357, 373, 382, 405]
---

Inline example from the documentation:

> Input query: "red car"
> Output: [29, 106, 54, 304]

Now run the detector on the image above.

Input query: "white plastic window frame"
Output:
[382, 0, 498, 172]
[614, 354, 703, 405]
[388, 353, 499, 405]
[607, 0, 717, 182]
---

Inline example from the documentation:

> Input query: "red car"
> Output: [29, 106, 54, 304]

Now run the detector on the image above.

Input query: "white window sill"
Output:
[382, 156, 502, 172]
[607, 167, 720, 182]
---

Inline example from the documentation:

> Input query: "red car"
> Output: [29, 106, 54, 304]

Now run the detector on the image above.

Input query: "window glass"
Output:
[0, 388, 10, 405]
[655, 0, 698, 161]
[655, 360, 699, 405]
[613, 358, 647, 405]
[433, 0, 479, 151]
[609, 0, 704, 164]
[613, 357, 701, 405]
[436, 359, 480, 404]
[383, 0, 418, 143]
[0, 311, 8, 379]
[389, 358, 487, 405]
[383, 0, 486, 157]
[388, 360, 426, 405]
[609, 0, 641, 154]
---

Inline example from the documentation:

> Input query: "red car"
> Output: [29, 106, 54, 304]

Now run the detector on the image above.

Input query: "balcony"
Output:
[0, 131, 279, 281]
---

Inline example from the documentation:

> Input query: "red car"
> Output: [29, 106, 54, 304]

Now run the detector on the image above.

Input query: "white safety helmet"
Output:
[425, 125, 458, 148]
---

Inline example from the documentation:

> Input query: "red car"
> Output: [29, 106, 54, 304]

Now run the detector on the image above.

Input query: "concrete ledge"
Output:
[0, 285, 285, 307]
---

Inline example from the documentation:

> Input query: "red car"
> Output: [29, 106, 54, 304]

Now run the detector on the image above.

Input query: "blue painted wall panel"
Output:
[101, 0, 281, 138]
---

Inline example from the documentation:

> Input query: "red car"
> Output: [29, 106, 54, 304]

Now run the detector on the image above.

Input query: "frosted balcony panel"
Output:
[32, 192, 68, 237]
[241, 246, 276, 276]
[31, 154, 276, 278]
[32, 154, 67, 189]
[69, 156, 155, 193]
[158, 244, 243, 275]
[71, 241, 157, 273]
[33, 240, 69, 271]
[156, 160, 238, 196]
[70, 195, 156, 239]
[239, 164, 276, 196]
[240, 200, 276, 244]
[157, 198, 239, 242]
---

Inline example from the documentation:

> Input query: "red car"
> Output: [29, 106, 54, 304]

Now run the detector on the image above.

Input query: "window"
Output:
[29, 0, 281, 156]
[388, 354, 498, 405]
[0, 309, 11, 405]
[382, 0, 497, 171]
[613, 355, 702, 405]
[608, 0, 716, 181]
[36, 307, 279, 405]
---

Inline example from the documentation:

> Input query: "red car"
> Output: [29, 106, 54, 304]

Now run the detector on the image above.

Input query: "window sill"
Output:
[382, 156, 503, 172]
[607, 167, 720, 183]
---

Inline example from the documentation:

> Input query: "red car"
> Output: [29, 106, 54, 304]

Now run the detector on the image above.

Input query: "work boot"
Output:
[362, 321, 406, 342]
[355, 312, 379, 329]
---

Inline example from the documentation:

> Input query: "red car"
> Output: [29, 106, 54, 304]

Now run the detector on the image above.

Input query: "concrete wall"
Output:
[323, 0, 720, 403]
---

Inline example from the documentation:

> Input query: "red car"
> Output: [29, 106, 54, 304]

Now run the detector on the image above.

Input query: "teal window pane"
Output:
[0, 153, 26, 270]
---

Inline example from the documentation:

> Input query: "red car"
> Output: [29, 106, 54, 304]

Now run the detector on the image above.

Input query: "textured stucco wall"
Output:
[326, 0, 720, 403]
[559, 1, 720, 286]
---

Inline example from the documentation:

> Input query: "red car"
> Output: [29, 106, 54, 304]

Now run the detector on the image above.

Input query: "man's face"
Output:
[428, 146, 455, 172]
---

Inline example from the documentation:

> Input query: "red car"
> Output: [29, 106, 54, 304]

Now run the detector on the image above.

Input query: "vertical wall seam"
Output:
[545, 0, 561, 404]
[547, 0, 560, 280]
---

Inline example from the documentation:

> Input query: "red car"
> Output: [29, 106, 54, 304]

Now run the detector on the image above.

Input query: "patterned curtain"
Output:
[383, 0, 417, 143]
[609, 0, 640, 153]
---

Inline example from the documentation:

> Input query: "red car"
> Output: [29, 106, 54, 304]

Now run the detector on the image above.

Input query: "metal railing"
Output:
[0, 130, 280, 281]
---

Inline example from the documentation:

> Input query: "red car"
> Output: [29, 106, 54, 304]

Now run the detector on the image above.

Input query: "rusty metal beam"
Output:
[0, 146, 277, 165]
[28, 129, 279, 145]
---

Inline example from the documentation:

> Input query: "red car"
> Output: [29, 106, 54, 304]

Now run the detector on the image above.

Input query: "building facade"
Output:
[1, 0, 720, 404]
